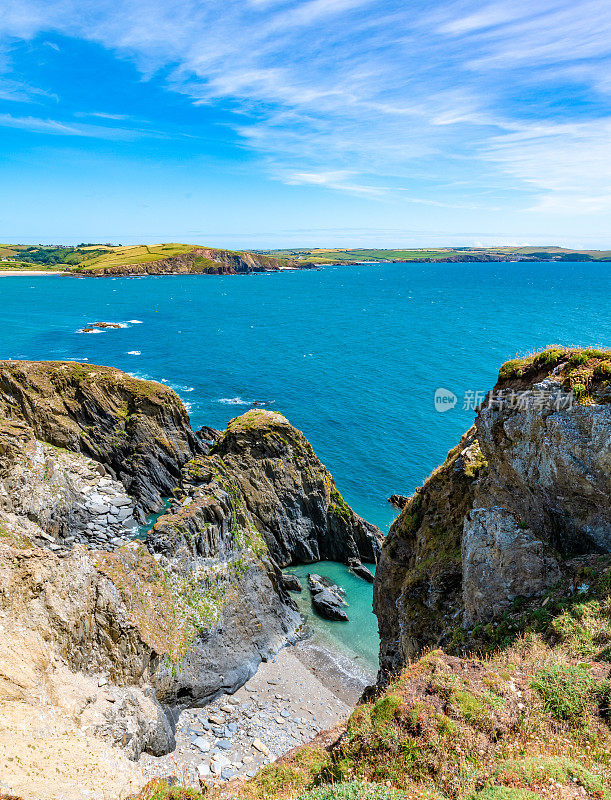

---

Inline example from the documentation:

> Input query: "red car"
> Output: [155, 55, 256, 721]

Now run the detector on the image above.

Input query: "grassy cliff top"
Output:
[225, 409, 292, 433]
[0, 243, 196, 270]
[0, 359, 174, 402]
[497, 347, 611, 400]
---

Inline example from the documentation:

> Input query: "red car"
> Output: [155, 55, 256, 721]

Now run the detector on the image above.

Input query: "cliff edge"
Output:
[74, 247, 295, 277]
[0, 361, 381, 800]
[375, 347, 611, 680]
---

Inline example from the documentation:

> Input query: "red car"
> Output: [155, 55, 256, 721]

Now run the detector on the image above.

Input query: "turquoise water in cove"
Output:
[284, 561, 378, 671]
[2, 262, 610, 669]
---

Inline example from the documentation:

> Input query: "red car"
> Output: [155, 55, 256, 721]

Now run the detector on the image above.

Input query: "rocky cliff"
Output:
[375, 347, 611, 681]
[0, 360, 202, 513]
[0, 361, 381, 793]
[208, 410, 382, 566]
[76, 247, 294, 276]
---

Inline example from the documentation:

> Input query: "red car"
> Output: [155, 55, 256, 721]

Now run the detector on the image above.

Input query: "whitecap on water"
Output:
[127, 351, 141, 356]
[128, 319, 143, 324]
[217, 397, 251, 405]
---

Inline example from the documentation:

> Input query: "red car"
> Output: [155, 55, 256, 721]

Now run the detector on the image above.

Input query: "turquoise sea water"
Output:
[2, 262, 610, 667]
[284, 561, 378, 671]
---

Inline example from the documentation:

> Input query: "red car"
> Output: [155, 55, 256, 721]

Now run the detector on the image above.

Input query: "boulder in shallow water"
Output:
[348, 559, 374, 583]
[311, 588, 349, 622]
[307, 573, 345, 597]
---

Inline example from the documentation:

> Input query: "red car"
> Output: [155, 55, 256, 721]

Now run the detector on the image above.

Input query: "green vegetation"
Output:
[95, 544, 228, 664]
[259, 246, 611, 264]
[470, 790, 542, 800]
[297, 784, 410, 800]
[0, 520, 33, 549]
[531, 663, 608, 724]
[496, 345, 611, 403]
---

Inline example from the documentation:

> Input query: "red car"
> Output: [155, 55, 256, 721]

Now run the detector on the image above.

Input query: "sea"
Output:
[2, 260, 610, 672]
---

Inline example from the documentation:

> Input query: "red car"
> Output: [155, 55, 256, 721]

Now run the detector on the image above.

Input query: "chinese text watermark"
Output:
[435, 388, 575, 413]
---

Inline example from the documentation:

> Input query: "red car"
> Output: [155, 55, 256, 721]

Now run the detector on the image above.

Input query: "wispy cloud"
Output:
[1, 0, 610, 216]
[0, 112, 150, 139]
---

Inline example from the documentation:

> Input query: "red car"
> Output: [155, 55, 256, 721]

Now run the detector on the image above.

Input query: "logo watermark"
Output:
[434, 387, 575, 413]
[434, 387, 457, 413]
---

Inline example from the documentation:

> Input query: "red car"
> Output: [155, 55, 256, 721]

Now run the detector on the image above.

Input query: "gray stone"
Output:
[113, 497, 133, 508]
[193, 737, 211, 753]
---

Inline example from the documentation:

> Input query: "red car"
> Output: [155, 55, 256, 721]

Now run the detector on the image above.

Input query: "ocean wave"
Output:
[77, 328, 103, 334]
[128, 319, 143, 324]
[217, 397, 251, 405]
[127, 350, 141, 355]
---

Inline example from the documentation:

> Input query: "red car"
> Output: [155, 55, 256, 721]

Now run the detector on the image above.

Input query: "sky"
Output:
[1, 0, 611, 249]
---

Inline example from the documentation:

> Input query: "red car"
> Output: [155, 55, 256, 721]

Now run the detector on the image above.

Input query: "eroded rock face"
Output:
[0, 363, 379, 765]
[375, 348, 611, 682]
[0, 542, 173, 758]
[0, 419, 138, 551]
[0, 360, 202, 512]
[79, 247, 293, 277]
[210, 409, 383, 567]
[462, 507, 562, 625]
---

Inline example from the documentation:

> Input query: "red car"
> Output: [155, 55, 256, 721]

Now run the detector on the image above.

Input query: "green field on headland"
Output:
[259, 245, 611, 263]
[1, 243, 610, 275]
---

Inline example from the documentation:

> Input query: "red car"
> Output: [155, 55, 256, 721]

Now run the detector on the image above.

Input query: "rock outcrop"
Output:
[0, 360, 203, 512]
[209, 409, 382, 567]
[307, 574, 349, 621]
[77, 247, 295, 277]
[375, 347, 611, 681]
[0, 361, 381, 779]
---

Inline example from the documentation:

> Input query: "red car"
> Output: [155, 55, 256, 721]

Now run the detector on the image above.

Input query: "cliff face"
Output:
[210, 410, 383, 566]
[0, 360, 202, 512]
[0, 361, 379, 778]
[77, 247, 293, 276]
[375, 347, 611, 681]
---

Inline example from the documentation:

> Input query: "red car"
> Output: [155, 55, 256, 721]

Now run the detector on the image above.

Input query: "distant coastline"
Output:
[1, 242, 609, 278]
[0, 269, 64, 276]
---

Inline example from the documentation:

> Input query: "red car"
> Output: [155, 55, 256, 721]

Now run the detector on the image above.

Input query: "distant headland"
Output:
[1, 242, 609, 276]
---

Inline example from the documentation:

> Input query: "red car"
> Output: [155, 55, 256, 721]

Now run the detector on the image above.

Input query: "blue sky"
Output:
[1, 0, 610, 248]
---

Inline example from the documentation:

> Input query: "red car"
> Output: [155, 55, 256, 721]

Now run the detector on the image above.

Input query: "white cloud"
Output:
[1, 0, 610, 217]
[0, 112, 151, 139]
